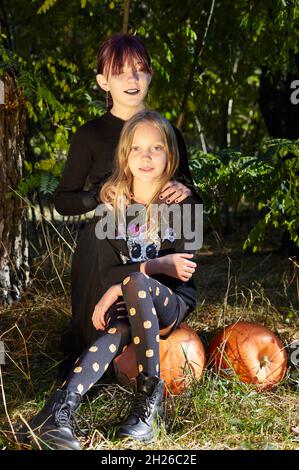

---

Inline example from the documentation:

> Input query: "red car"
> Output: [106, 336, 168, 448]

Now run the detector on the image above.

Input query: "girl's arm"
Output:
[53, 125, 109, 216]
[92, 282, 122, 330]
[141, 253, 195, 282]
[141, 196, 201, 281]
[172, 126, 203, 204]
[154, 196, 201, 281]
[99, 240, 162, 292]
[98, 238, 189, 292]
[98, 196, 201, 289]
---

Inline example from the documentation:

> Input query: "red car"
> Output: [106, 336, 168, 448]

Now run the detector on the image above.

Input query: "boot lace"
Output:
[54, 404, 87, 437]
[128, 391, 151, 422]
[54, 404, 72, 427]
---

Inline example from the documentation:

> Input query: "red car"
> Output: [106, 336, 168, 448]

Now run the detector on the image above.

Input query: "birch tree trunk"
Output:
[0, 72, 30, 305]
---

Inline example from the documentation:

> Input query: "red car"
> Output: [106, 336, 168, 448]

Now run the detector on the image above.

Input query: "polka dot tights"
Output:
[62, 272, 188, 395]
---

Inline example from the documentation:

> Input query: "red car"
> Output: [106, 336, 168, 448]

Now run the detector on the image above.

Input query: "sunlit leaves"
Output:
[190, 138, 299, 252]
[36, 0, 59, 15]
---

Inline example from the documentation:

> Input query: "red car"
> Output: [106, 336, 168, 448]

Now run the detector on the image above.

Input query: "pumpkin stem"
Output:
[259, 355, 270, 368]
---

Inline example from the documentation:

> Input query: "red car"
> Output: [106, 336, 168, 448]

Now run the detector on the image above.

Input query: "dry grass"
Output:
[0, 221, 298, 450]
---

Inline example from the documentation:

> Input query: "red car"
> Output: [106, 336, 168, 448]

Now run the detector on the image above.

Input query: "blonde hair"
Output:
[100, 110, 180, 237]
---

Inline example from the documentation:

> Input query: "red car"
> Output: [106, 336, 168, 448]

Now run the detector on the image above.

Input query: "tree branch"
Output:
[123, 0, 130, 34]
[176, 0, 216, 130]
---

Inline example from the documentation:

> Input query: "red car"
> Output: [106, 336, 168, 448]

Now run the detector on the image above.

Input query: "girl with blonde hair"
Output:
[54, 34, 202, 378]
[20, 110, 201, 449]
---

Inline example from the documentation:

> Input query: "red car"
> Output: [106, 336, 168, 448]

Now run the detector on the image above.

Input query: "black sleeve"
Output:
[172, 126, 203, 204]
[99, 240, 141, 291]
[53, 126, 106, 216]
[94, 212, 141, 289]
[173, 196, 203, 256]
[151, 197, 202, 289]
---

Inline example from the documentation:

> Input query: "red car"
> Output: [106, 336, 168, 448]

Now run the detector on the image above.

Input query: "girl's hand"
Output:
[92, 284, 122, 331]
[160, 253, 197, 282]
[159, 180, 192, 204]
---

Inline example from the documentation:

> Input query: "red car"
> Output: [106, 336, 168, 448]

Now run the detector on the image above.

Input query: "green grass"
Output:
[0, 239, 298, 450]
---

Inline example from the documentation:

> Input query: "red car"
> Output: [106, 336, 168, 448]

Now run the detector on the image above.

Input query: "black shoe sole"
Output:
[116, 431, 154, 442]
[15, 426, 81, 450]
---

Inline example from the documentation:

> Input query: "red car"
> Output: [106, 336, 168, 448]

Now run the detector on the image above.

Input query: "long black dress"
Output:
[53, 111, 202, 371]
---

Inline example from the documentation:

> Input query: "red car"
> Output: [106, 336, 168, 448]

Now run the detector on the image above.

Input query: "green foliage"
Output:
[0, 18, 105, 197]
[36, 0, 59, 15]
[190, 138, 299, 251]
[1, 0, 299, 250]
[0, 38, 24, 75]
[40, 172, 60, 195]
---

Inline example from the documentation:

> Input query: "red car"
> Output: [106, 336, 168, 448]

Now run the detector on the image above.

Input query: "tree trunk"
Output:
[259, 63, 299, 140]
[122, 0, 130, 34]
[0, 72, 30, 305]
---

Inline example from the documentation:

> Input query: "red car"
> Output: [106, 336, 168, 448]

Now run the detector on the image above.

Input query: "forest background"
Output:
[0, 0, 298, 450]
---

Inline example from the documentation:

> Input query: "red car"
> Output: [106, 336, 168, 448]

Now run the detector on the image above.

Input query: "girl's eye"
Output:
[134, 62, 143, 71]
[131, 146, 140, 152]
[152, 146, 163, 152]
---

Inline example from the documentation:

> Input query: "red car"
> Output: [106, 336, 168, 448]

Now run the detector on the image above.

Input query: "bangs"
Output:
[108, 48, 151, 76]
[97, 34, 151, 76]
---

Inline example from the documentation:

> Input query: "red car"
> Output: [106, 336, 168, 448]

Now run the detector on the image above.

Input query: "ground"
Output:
[0, 227, 298, 450]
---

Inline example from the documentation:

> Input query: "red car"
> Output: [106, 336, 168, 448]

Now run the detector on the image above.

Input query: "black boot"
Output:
[18, 389, 82, 450]
[116, 373, 164, 442]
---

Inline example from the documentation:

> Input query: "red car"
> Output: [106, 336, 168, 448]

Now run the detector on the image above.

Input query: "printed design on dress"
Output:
[127, 222, 160, 262]
[161, 226, 176, 243]
[118, 222, 176, 263]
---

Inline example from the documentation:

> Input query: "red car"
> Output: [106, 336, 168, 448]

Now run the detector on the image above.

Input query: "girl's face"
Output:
[97, 60, 152, 112]
[128, 122, 167, 184]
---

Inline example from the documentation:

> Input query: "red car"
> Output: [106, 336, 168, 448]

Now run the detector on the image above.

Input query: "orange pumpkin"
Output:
[113, 323, 206, 395]
[208, 321, 287, 390]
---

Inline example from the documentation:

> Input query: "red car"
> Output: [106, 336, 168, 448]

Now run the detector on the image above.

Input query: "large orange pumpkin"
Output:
[113, 323, 206, 395]
[208, 321, 287, 390]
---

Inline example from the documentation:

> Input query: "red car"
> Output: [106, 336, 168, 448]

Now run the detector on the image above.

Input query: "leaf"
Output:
[40, 173, 59, 195]
[37, 0, 58, 15]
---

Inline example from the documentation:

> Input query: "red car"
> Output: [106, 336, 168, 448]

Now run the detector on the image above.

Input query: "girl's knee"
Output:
[105, 321, 131, 352]
[121, 271, 148, 293]
[105, 319, 130, 338]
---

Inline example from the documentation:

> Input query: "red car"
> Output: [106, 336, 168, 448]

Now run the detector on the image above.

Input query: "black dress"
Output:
[53, 111, 202, 368]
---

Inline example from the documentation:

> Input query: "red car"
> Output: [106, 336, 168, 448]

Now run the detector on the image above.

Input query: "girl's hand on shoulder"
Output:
[158, 180, 192, 204]
[92, 284, 121, 330]
[161, 253, 197, 282]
